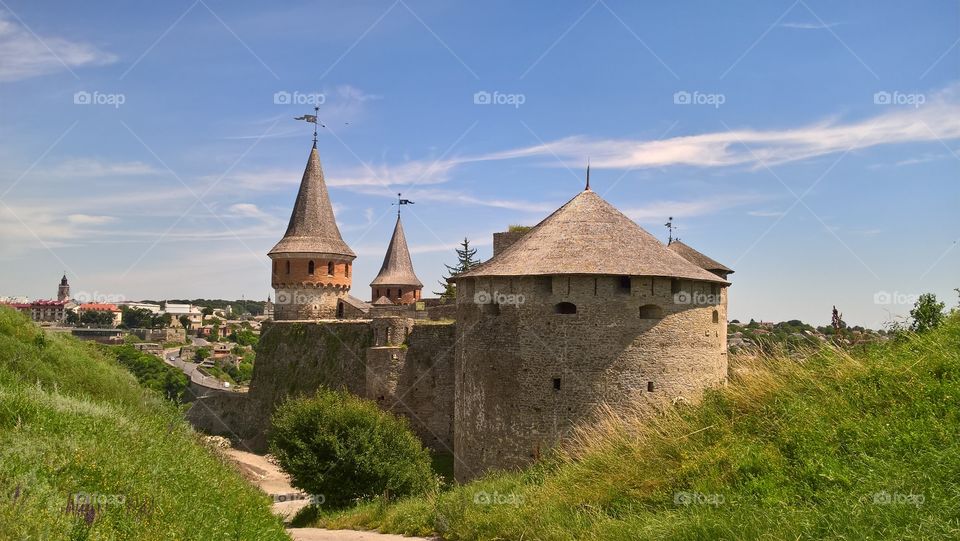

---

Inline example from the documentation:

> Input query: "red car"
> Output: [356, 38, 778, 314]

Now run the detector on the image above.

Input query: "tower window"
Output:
[554, 302, 577, 314]
[712, 310, 719, 324]
[387, 289, 391, 298]
[308, 260, 315, 275]
[327, 262, 335, 275]
[345, 263, 350, 278]
[286, 261, 290, 274]
[552, 378, 561, 391]
[671, 279, 681, 294]
[639, 304, 662, 319]
[647, 381, 654, 392]
[618, 276, 631, 293]
[398, 289, 403, 298]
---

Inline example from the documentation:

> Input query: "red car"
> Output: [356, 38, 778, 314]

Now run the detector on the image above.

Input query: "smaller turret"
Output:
[370, 215, 422, 305]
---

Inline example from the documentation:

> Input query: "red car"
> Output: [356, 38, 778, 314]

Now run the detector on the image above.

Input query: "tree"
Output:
[178, 315, 191, 330]
[910, 293, 945, 334]
[434, 237, 481, 299]
[79, 310, 116, 328]
[831, 306, 846, 338]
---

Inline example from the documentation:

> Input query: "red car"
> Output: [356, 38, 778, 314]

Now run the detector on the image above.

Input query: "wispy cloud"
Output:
[747, 210, 787, 218]
[67, 214, 116, 225]
[0, 11, 116, 81]
[623, 194, 764, 223]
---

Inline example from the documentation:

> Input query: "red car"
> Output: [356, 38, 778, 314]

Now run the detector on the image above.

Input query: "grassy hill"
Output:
[0, 307, 289, 540]
[310, 313, 960, 540]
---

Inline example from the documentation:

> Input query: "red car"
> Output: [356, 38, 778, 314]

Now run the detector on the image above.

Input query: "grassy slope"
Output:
[0, 308, 289, 540]
[314, 313, 960, 540]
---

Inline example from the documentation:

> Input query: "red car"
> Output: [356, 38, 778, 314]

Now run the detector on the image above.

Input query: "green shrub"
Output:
[269, 388, 435, 507]
[112, 344, 188, 401]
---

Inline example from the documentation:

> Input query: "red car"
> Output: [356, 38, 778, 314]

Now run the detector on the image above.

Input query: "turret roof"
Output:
[370, 215, 422, 287]
[667, 240, 734, 275]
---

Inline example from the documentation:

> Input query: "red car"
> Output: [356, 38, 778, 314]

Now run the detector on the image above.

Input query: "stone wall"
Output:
[493, 231, 527, 256]
[452, 274, 727, 481]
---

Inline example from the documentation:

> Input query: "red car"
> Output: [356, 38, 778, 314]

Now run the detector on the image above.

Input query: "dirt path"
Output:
[222, 448, 433, 541]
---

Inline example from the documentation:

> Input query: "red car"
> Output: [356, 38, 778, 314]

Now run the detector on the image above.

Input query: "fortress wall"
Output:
[454, 275, 727, 481]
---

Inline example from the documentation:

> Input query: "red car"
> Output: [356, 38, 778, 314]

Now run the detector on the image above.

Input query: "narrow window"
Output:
[618, 276, 631, 293]
[345, 263, 350, 278]
[398, 289, 403, 298]
[387, 289, 391, 298]
[285, 260, 290, 274]
[639, 304, 662, 319]
[272, 261, 277, 274]
[327, 262, 334, 275]
[712, 310, 719, 324]
[554, 302, 577, 315]
[650, 278, 655, 295]
[308, 260, 315, 275]
[552, 378, 561, 391]
[671, 279, 681, 294]
[647, 381, 654, 392]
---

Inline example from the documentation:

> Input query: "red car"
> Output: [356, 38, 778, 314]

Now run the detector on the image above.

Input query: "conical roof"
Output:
[457, 190, 728, 284]
[370, 215, 423, 287]
[268, 147, 355, 258]
[667, 240, 733, 275]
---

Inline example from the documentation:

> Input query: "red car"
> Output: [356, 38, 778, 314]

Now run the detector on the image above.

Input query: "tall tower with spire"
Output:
[268, 145, 356, 319]
[370, 214, 422, 305]
[57, 273, 70, 302]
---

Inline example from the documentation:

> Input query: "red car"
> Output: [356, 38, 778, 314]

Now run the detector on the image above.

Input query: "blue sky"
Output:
[0, 0, 957, 327]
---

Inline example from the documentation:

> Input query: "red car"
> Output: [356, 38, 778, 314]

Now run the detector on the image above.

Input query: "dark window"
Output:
[618, 276, 631, 292]
[647, 381, 654, 392]
[712, 310, 719, 323]
[285, 260, 290, 274]
[554, 302, 577, 314]
[398, 289, 403, 298]
[387, 289, 391, 298]
[671, 279, 681, 294]
[552, 378, 561, 391]
[345, 263, 350, 278]
[327, 262, 335, 275]
[639, 304, 662, 319]
[308, 260, 315, 275]
[272, 261, 277, 274]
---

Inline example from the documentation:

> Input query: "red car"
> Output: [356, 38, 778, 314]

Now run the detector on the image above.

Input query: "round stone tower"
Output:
[450, 188, 732, 481]
[370, 214, 423, 305]
[269, 145, 356, 320]
[57, 273, 70, 302]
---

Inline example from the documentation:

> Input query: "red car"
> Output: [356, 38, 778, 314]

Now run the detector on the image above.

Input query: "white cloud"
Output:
[67, 214, 116, 225]
[0, 11, 117, 81]
[622, 194, 762, 223]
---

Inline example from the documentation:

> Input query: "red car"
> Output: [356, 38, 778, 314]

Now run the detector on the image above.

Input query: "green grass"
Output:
[0, 307, 289, 540]
[307, 312, 960, 540]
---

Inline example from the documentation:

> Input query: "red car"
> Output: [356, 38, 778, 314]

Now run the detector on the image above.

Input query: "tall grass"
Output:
[0, 307, 289, 540]
[310, 313, 960, 540]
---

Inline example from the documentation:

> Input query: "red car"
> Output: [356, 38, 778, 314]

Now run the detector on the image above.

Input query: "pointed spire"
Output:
[268, 146, 355, 257]
[370, 214, 423, 287]
[585, 159, 591, 191]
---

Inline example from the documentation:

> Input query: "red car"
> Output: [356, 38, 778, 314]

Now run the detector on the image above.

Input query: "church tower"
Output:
[57, 273, 70, 302]
[268, 145, 355, 319]
[370, 214, 422, 305]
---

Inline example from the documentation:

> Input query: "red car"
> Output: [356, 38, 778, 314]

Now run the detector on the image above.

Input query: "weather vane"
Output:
[585, 158, 591, 191]
[294, 106, 320, 148]
[665, 216, 678, 244]
[392, 193, 414, 216]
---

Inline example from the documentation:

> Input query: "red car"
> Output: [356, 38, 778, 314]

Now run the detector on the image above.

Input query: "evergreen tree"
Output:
[434, 237, 481, 299]
[910, 293, 945, 334]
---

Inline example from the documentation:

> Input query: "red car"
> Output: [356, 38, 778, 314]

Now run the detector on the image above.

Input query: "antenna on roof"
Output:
[665, 216, 675, 244]
[393, 193, 415, 217]
[585, 158, 591, 191]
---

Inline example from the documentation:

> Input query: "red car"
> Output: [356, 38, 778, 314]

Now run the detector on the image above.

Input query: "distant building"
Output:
[77, 303, 122, 327]
[369, 214, 423, 305]
[119, 302, 162, 314]
[164, 303, 203, 327]
[57, 273, 71, 302]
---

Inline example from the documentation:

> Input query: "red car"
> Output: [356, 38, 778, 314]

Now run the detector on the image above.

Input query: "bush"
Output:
[269, 389, 435, 507]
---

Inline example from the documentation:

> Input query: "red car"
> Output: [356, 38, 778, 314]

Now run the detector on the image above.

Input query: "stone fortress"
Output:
[190, 143, 734, 482]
